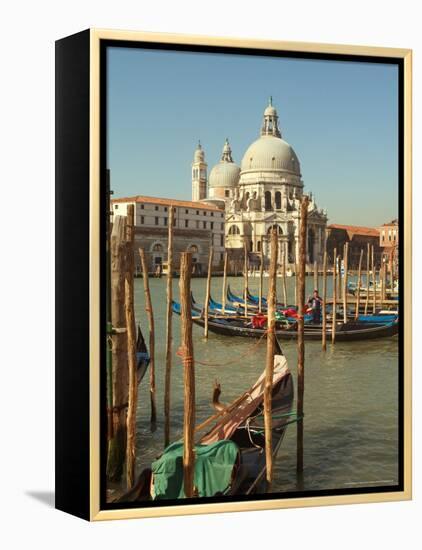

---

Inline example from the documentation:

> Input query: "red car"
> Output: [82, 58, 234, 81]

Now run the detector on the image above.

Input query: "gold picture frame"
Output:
[55, 28, 412, 521]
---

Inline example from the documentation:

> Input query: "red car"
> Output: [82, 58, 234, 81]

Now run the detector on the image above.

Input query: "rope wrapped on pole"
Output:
[179, 252, 196, 498]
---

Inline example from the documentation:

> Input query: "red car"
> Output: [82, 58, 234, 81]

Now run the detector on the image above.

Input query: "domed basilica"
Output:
[191, 99, 328, 265]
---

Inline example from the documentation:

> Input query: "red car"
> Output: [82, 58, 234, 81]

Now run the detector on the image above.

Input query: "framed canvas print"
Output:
[55, 29, 412, 521]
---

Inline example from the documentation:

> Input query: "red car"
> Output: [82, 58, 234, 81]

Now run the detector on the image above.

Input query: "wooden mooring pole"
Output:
[107, 215, 128, 482]
[337, 255, 342, 299]
[364, 243, 370, 315]
[259, 248, 264, 313]
[371, 245, 376, 314]
[139, 248, 157, 430]
[381, 262, 386, 302]
[314, 260, 318, 291]
[322, 250, 327, 351]
[222, 251, 228, 314]
[282, 249, 288, 307]
[179, 252, 196, 498]
[343, 242, 349, 323]
[125, 205, 138, 489]
[244, 241, 249, 317]
[204, 246, 214, 338]
[264, 228, 278, 490]
[355, 249, 363, 320]
[164, 206, 174, 448]
[332, 248, 337, 345]
[297, 195, 308, 476]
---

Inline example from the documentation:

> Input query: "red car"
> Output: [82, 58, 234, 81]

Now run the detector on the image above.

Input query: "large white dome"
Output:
[241, 135, 301, 175]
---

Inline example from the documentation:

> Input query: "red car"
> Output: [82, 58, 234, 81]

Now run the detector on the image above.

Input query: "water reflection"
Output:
[130, 275, 398, 495]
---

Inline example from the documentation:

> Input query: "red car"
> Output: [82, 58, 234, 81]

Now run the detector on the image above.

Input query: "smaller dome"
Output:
[209, 162, 240, 188]
[209, 138, 240, 188]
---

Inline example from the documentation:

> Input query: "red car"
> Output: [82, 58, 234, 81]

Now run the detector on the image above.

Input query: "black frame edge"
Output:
[55, 28, 91, 521]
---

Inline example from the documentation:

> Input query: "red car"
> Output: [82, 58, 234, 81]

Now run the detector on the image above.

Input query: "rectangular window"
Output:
[220, 235, 224, 247]
[211, 222, 214, 229]
[141, 204, 144, 209]
[155, 217, 159, 225]
[185, 219, 189, 228]
[114, 204, 118, 209]
[211, 212, 214, 217]
[203, 221, 206, 229]
[225, 190, 230, 197]
[196, 210, 199, 215]
[196, 220, 199, 229]
[164, 217, 168, 226]
[173, 218, 176, 226]
[164, 207, 168, 212]
[155, 206, 159, 211]
[221, 252, 224, 261]
[185, 209, 189, 214]
[141, 216, 144, 224]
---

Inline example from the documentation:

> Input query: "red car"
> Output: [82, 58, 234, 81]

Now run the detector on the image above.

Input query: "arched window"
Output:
[264, 191, 272, 211]
[152, 243, 163, 252]
[267, 225, 283, 235]
[257, 240, 261, 252]
[275, 191, 281, 209]
[228, 225, 240, 235]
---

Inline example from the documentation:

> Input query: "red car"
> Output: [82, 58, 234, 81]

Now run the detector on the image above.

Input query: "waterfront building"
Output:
[378, 218, 399, 270]
[111, 196, 225, 273]
[326, 224, 381, 268]
[195, 98, 328, 266]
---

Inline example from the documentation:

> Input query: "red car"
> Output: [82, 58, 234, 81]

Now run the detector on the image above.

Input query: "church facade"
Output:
[191, 99, 328, 266]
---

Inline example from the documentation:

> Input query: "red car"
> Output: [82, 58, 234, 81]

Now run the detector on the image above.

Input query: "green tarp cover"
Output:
[152, 440, 239, 500]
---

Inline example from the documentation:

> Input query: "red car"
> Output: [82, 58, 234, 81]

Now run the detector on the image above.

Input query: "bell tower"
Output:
[192, 141, 207, 201]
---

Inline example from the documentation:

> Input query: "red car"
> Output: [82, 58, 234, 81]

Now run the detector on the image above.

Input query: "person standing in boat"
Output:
[307, 289, 323, 324]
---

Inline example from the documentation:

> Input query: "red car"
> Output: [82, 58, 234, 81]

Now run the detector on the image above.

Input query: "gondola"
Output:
[136, 325, 150, 383]
[226, 285, 261, 310]
[228, 285, 297, 313]
[176, 309, 399, 341]
[191, 293, 241, 316]
[116, 344, 294, 501]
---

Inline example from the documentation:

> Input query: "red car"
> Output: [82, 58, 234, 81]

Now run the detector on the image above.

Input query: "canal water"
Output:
[130, 274, 399, 495]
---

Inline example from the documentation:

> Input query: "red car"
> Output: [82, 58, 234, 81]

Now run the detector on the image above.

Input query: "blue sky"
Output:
[107, 47, 398, 226]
